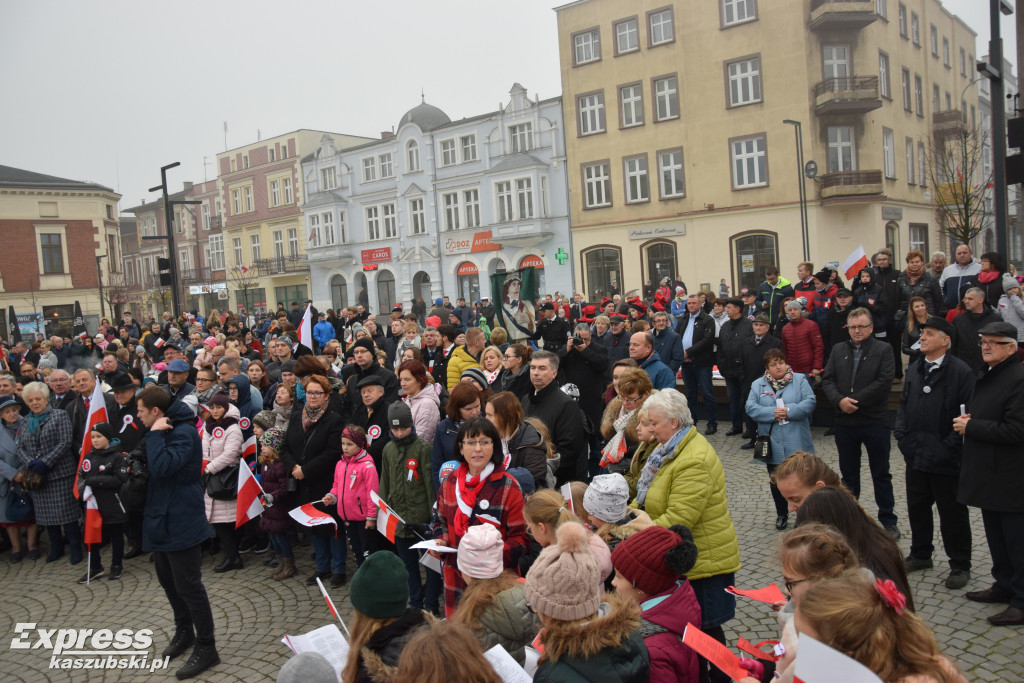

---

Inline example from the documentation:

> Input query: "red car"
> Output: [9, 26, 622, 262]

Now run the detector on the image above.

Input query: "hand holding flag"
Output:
[236, 461, 267, 529]
[74, 382, 110, 498]
[289, 502, 338, 534]
[370, 491, 403, 543]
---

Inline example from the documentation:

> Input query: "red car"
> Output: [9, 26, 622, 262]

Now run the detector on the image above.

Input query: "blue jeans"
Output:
[269, 532, 293, 560]
[680, 363, 716, 426]
[723, 376, 744, 431]
[311, 531, 347, 575]
[395, 535, 443, 611]
[834, 424, 897, 528]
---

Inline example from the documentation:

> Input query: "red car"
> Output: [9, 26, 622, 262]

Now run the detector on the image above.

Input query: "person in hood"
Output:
[201, 392, 245, 573]
[226, 373, 258, 437]
[852, 267, 887, 334]
[76, 422, 130, 583]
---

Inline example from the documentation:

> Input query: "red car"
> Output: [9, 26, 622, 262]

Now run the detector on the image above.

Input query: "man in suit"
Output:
[46, 369, 78, 412]
[70, 368, 118, 455]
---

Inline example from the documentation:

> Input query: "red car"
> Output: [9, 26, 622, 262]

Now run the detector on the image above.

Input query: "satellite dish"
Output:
[804, 160, 818, 179]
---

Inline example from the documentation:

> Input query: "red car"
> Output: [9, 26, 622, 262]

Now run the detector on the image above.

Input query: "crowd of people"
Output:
[0, 243, 1020, 681]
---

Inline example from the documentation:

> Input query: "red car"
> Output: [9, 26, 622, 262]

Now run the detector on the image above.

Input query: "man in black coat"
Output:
[598, 314, 631, 366]
[109, 372, 149, 558]
[558, 325, 609, 478]
[522, 351, 585, 485]
[951, 287, 1002, 374]
[46, 369, 78, 412]
[674, 294, 718, 434]
[954, 321, 1024, 625]
[872, 249, 904, 380]
[532, 302, 572, 352]
[822, 288, 855, 361]
[70, 368, 118, 456]
[822, 307, 900, 538]
[716, 298, 753, 436]
[894, 317, 974, 590]
[739, 315, 782, 445]
[350, 375, 393, 474]
[340, 339, 400, 424]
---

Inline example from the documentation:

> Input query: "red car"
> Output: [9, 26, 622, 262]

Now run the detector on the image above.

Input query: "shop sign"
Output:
[457, 262, 479, 276]
[360, 247, 392, 264]
[519, 255, 544, 270]
[881, 206, 903, 221]
[627, 224, 686, 241]
[188, 283, 227, 295]
[444, 230, 500, 255]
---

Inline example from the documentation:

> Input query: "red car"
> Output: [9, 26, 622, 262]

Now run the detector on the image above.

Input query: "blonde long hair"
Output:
[341, 611, 398, 683]
[449, 570, 522, 632]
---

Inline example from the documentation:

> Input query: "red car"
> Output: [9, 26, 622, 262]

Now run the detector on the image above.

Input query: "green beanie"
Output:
[349, 551, 409, 619]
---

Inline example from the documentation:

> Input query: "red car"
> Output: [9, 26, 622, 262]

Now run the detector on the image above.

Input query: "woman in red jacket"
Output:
[780, 299, 824, 378]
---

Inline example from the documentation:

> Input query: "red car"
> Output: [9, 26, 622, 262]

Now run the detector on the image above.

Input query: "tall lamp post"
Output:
[783, 119, 811, 261]
[96, 255, 107, 319]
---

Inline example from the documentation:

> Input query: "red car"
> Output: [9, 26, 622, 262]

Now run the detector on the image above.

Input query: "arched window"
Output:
[412, 271, 431, 304]
[457, 261, 481, 302]
[642, 241, 677, 288]
[583, 247, 622, 300]
[377, 270, 396, 314]
[331, 274, 348, 311]
[406, 140, 420, 173]
[731, 232, 778, 293]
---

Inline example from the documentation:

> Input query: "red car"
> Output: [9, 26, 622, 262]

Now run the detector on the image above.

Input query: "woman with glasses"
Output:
[498, 343, 532, 400]
[484, 391, 548, 490]
[600, 368, 652, 476]
[746, 348, 817, 531]
[431, 416, 527, 617]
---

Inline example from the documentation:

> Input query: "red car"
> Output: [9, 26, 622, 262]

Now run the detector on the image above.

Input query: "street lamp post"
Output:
[783, 120, 811, 262]
[96, 255, 107, 319]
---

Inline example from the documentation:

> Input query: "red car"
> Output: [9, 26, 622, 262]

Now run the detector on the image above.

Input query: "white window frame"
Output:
[930, 25, 938, 56]
[337, 212, 347, 243]
[573, 29, 600, 65]
[897, 3, 907, 38]
[721, 0, 756, 27]
[648, 7, 674, 46]
[460, 135, 477, 162]
[250, 233, 261, 261]
[322, 212, 335, 245]
[362, 157, 377, 182]
[272, 230, 283, 259]
[901, 68, 912, 111]
[516, 178, 534, 219]
[658, 148, 685, 198]
[232, 237, 243, 266]
[366, 205, 381, 241]
[730, 134, 768, 189]
[287, 228, 298, 257]
[406, 140, 420, 172]
[914, 74, 923, 115]
[231, 189, 241, 215]
[623, 155, 650, 203]
[270, 179, 281, 207]
[243, 186, 253, 213]
[727, 56, 762, 108]
[379, 153, 393, 179]
[464, 189, 480, 228]
[442, 192, 461, 231]
[879, 52, 890, 99]
[308, 215, 321, 248]
[201, 202, 210, 230]
[382, 203, 397, 239]
[496, 181, 513, 222]
[911, 12, 920, 46]
[440, 139, 457, 166]
[883, 128, 896, 179]
[876, 0, 887, 19]
[321, 166, 337, 190]
[653, 75, 679, 121]
[284, 177, 292, 204]
[578, 92, 605, 135]
[509, 123, 532, 153]
[583, 161, 612, 209]
[619, 83, 644, 127]
[827, 126, 856, 173]
[409, 198, 426, 235]
[942, 37, 950, 67]
[614, 17, 639, 54]
[208, 234, 225, 270]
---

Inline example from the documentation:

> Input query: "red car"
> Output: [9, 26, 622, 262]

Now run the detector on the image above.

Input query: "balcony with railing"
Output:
[251, 256, 308, 276]
[809, 0, 878, 31]
[819, 170, 884, 201]
[180, 267, 221, 284]
[933, 109, 967, 137]
[813, 76, 882, 115]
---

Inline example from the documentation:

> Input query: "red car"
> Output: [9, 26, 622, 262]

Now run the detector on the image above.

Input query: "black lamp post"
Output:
[783, 119, 811, 262]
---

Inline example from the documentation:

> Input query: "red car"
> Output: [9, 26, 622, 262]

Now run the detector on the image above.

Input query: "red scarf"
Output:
[978, 270, 1000, 284]
[453, 462, 494, 538]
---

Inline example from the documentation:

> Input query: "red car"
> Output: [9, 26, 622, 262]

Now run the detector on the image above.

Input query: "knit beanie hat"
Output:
[524, 522, 601, 621]
[349, 551, 409, 619]
[583, 473, 629, 524]
[461, 367, 488, 389]
[90, 422, 116, 442]
[426, 315, 442, 329]
[457, 524, 505, 580]
[208, 391, 230, 408]
[506, 467, 535, 495]
[611, 524, 698, 596]
[388, 401, 413, 431]
[276, 652, 337, 683]
[259, 427, 286, 453]
[253, 409, 276, 431]
[351, 338, 376, 355]
[1003, 273, 1020, 293]
[280, 359, 297, 373]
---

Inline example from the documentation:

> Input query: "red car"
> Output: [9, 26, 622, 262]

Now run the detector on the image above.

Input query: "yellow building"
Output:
[555, 0, 978, 297]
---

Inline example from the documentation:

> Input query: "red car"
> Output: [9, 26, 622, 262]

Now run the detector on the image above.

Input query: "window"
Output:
[409, 198, 426, 235]
[232, 237, 243, 266]
[726, 56, 762, 107]
[942, 38, 950, 67]
[331, 275, 347, 311]
[648, 7, 674, 46]
[933, 83, 941, 111]
[906, 137, 916, 185]
[624, 155, 650, 203]
[827, 126, 856, 172]
[883, 128, 896, 178]
[322, 213, 335, 245]
[284, 178, 292, 204]
[583, 161, 612, 208]
[516, 178, 534, 218]
[366, 206, 380, 240]
[645, 242, 677, 287]
[540, 176, 549, 217]
[731, 134, 767, 188]
[269, 149, 275, 162]
[945, 91, 952, 110]
[321, 167, 337, 190]
[909, 223, 928, 254]
[910, 12, 920, 46]
[822, 45, 849, 80]
[901, 68, 912, 111]
[379, 153, 393, 179]
[287, 229, 299, 257]
[272, 231, 283, 259]
[461, 135, 477, 162]
[243, 154, 249, 169]
[959, 48, 966, 76]
[406, 140, 420, 172]
[721, 0, 756, 27]
[464, 189, 480, 228]
[232, 189, 241, 215]
[614, 17, 638, 54]
[251, 234, 261, 261]
[271, 180, 280, 207]
[897, 3, 907, 38]
[578, 92, 606, 135]
[362, 157, 377, 182]
[619, 83, 644, 127]
[443, 192, 461, 231]
[337, 212, 346, 243]
[496, 181, 513, 221]
[40, 233, 63, 274]
[918, 142, 927, 187]
[209, 234, 224, 269]
[879, 52, 890, 99]
[440, 139, 457, 166]
[914, 75, 923, 115]
[573, 28, 600, 65]
[930, 25, 938, 56]
[653, 75, 679, 120]
[876, 0, 886, 19]
[584, 247, 623, 300]
[658, 148, 685, 198]
[382, 204, 396, 239]
[733, 233, 778, 292]
[308, 215, 320, 248]
[244, 186, 253, 212]
[510, 123, 532, 153]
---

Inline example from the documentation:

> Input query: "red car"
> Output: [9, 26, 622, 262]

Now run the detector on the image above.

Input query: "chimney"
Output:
[141, 198, 146, 204]
[183, 181, 193, 192]
[381, 131, 395, 139]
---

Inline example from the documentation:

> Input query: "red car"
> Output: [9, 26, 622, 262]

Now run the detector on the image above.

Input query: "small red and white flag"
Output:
[237, 265, 249, 273]
[73, 382, 109, 498]
[842, 245, 870, 281]
[83, 486, 103, 547]
[794, 633, 882, 683]
[289, 502, 337, 531]
[235, 461, 267, 529]
[370, 490, 403, 543]
[154, 337, 165, 348]
[241, 434, 257, 460]
[297, 303, 312, 348]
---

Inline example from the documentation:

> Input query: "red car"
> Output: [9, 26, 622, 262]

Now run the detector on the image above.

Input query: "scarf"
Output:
[453, 461, 496, 538]
[273, 400, 292, 424]
[483, 367, 502, 386]
[600, 404, 636, 468]
[766, 367, 794, 393]
[27, 406, 52, 435]
[302, 401, 328, 431]
[978, 270, 1000, 284]
[636, 427, 688, 506]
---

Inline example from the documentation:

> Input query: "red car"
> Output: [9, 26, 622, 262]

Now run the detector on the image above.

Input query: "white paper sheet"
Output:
[410, 538, 457, 553]
[280, 624, 349, 680]
[420, 550, 443, 574]
[483, 644, 533, 683]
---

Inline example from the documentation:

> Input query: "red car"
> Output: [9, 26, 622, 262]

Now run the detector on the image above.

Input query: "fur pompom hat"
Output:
[524, 522, 600, 621]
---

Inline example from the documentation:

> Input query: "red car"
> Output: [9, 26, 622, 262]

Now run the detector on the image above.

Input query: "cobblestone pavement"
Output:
[2, 425, 1022, 681]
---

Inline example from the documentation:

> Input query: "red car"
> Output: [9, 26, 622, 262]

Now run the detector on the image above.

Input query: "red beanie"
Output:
[611, 524, 697, 596]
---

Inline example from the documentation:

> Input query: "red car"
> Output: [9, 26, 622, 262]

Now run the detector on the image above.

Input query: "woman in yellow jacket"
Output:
[631, 388, 741, 683]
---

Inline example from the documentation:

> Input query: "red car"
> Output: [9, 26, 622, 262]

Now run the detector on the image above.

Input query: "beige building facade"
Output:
[555, 0, 978, 297]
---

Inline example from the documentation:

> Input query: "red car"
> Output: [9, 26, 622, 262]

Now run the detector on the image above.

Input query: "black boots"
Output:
[213, 556, 243, 573]
[175, 644, 220, 679]
[162, 626, 195, 659]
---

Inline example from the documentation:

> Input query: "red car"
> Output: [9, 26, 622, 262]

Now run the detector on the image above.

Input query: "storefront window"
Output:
[519, 255, 546, 298]
[732, 233, 778, 293]
[457, 261, 480, 303]
[274, 285, 308, 309]
[583, 248, 622, 300]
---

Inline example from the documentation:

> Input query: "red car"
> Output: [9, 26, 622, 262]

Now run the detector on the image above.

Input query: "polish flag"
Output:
[289, 502, 337, 531]
[842, 245, 870, 281]
[73, 381, 109, 498]
[242, 435, 257, 460]
[153, 337, 165, 348]
[370, 490, 403, 543]
[235, 462, 266, 529]
[297, 303, 312, 348]
[794, 634, 882, 683]
[83, 486, 103, 547]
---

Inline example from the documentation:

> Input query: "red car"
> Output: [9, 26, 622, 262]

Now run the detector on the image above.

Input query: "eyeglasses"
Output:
[619, 394, 642, 406]
[847, 324, 872, 331]
[196, 378, 214, 383]
[305, 391, 326, 397]
[463, 439, 492, 449]
[783, 578, 807, 594]
[978, 340, 1015, 347]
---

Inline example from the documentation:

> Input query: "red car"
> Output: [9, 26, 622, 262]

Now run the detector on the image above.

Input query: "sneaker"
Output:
[237, 538, 257, 554]
[108, 565, 123, 580]
[884, 525, 901, 540]
[77, 569, 106, 584]
[945, 569, 970, 590]
[903, 556, 933, 572]
[251, 539, 271, 554]
[175, 644, 220, 680]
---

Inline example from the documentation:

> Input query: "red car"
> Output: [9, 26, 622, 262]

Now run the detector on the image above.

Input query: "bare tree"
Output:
[927, 125, 993, 247]
[104, 271, 129, 319]
[227, 265, 261, 314]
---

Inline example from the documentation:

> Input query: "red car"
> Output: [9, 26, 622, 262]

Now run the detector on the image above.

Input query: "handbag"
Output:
[203, 464, 240, 500]
[5, 482, 33, 522]
[752, 422, 775, 463]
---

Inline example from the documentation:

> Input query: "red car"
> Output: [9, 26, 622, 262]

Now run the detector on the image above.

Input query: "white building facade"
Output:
[302, 84, 573, 314]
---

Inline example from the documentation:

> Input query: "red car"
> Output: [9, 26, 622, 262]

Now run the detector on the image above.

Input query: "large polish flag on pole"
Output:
[235, 463, 266, 528]
[73, 381, 109, 498]
[842, 245, 870, 281]
[297, 303, 312, 349]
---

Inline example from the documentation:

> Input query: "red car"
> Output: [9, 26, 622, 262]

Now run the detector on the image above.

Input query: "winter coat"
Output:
[808, 284, 837, 333]
[781, 316, 823, 373]
[534, 595, 650, 683]
[641, 353, 677, 391]
[625, 440, 658, 502]
[674, 311, 716, 367]
[600, 329, 632, 365]
[16, 407, 76, 526]
[998, 293, 1024, 341]
[951, 306, 1003, 373]
[142, 400, 211, 552]
[823, 304, 853, 355]
[404, 386, 441, 446]
[756, 277, 795, 322]
[558, 341, 610, 427]
[378, 432, 433, 537]
[896, 271, 944, 319]
[745, 373, 817, 465]
[630, 427, 742, 581]
[894, 355, 975, 476]
[640, 581, 701, 683]
[328, 450, 378, 521]
[258, 460, 292, 534]
[651, 327, 685, 373]
[350, 396, 392, 472]
[354, 609, 427, 683]
[312, 320, 335, 349]
[112, 397, 146, 455]
[202, 404, 244, 524]
[341, 363, 400, 424]
[969, 270, 1006, 309]
[523, 380, 586, 485]
[740, 334, 783, 389]
[505, 420, 549, 490]
[940, 261, 982, 310]
[430, 417, 461, 491]
[957, 357, 1024, 512]
[0, 418, 27, 524]
[446, 344, 481, 389]
[228, 373, 259, 431]
[470, 582, 542, 665]
[278, 408, 343, 512]
[822, 336, 895, 427]
[421, 346, 450, 390]
[600, 396, 642, 475]
[716, 317, 753, 380]
[902, 323, 924, 368]
[852, 275, 887, 330]
[77, 445, 129, 525]
[500, 363, 532, 400]
[670, 297, 687, 319]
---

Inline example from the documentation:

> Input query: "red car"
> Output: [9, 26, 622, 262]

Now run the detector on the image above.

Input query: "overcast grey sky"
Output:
[0, 0, 1011, 213]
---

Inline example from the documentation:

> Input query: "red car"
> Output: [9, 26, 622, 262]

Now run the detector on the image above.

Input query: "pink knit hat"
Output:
[457, 524, 504, 580]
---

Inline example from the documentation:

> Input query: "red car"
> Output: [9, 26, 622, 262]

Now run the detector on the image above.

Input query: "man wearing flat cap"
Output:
[895, 316, 975, 591]
[955, 321, 1024, 625]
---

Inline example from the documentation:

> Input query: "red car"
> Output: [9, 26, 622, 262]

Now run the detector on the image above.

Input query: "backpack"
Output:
[119, 446, 149, 512]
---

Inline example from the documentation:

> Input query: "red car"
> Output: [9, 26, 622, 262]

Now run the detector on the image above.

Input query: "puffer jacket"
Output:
[202, 404, 243, 524]
[258, 459, 292, 534]
[471, 580, 542, 665]
[780, 316, 823, 373]
[328, 449, 378, 522]
[809, 283, 837, 331]
[896, 270, 944, 318]
[378, 432, 433, 537]
[446, 344, 480, 389]
[640, 580, 701, 683]
[745, 372, 817, 464]
[534, 594, 649, 683]
[630, 428, 742, 581]
[505, 420, 549, 490]
[405, 385, 441, 446]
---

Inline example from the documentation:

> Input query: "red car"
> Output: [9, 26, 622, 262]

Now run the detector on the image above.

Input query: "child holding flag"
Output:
[202, 392, 245, 573]
[322, 426, 378, 576]
[257, 428, 295, 580]
[76, 423, 129, 583]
